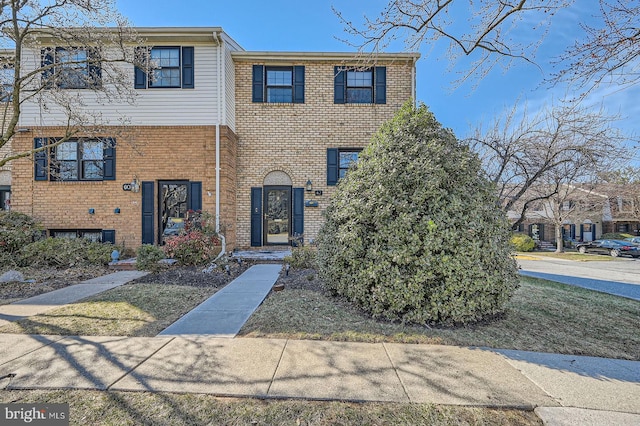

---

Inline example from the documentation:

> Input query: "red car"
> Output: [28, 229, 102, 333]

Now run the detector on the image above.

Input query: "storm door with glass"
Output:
[264, 186, 291, 245]
[159, 181, 188, 243]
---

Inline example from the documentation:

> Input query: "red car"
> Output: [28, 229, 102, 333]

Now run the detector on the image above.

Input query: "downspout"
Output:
[214, 31, 226, 259]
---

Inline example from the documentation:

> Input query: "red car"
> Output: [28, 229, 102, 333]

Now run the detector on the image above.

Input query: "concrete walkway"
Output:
[158, 264, 282, 337]
[0, 334, 638, 425]
[0, 271, 148, 327]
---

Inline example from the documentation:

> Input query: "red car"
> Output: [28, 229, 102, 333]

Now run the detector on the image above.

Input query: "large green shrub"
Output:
[511, 234, 535, 252]
[317, 103, 519, 326]
[0, 211, 43, 254]
[136, 244, 166, 271]
[20, 237, 116, 267]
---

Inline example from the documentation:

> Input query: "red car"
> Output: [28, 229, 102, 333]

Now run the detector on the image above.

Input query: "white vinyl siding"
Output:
[19, 45, 223, 126]
[224, 43, 236, 132]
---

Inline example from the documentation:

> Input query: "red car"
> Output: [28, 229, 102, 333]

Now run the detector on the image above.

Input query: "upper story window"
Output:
[0, 66, 14, 102]
[135, 46, 194, 89]
[150, 47, 181, 87]
[334, 66, 386, 104]
[327, 148, 363, 185]
[33, 137, 116, 182]
[252, 65, 304, 103]
[41, 47, 101, 89]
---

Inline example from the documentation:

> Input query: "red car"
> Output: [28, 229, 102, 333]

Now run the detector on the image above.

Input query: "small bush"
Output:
[163, 210, 221, 266]
[0, 211, 43, 254]
[284, 246, 317, 269]
[511, 234, 535, 252]
[136, 244, 166, 271]
[20, 238, 116, 267]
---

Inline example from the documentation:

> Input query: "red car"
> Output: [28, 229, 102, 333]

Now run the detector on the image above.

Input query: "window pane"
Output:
[0, 68, 14, 102]
[346, 88, 373, 103]
[339, 151, 359, 168]
[347, 70, 372, 87]
[56, 142, 77, 160]
[151, 48, 180, 67]
[152, 68, 180, 87]
[267, 70, 292, 86]
[267, 87, 293, 103]
[82, 141, 103, 160]
[80, 231, 101, 242]
[59, 161, 78, 180]
[83, 161, 103, 179]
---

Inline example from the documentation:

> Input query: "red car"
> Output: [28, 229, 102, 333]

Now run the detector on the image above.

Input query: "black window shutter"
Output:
[134, 47, 147, 89]
[250, 187, 262, 246]
[292, 187, 304, 242]
[293, 65, 305, 104]
[334, 67, 346, 104]
[374, 66, 386, 104]
[103, 138, 116, 180]
[101, 229, 116, 244]
[327, 148, 339, 186]
[141, 181, 155, 245]
[182, 46, 194, 89]
[88, 48, 102, 88]
[41, 48, 54, 88]
[188, 181, 202, 211]
[34, 138, 48, 181]
[252, 65, 264, 103]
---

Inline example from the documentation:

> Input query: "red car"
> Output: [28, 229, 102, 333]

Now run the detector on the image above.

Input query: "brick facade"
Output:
[233, 57, 416, 248]
[11, 125, 238, 250]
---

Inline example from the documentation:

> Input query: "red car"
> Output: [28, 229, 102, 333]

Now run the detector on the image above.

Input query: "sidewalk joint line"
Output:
[382, 342, 411, 402]
[266, 339, 289, 396]
[106, 337, 176, 391]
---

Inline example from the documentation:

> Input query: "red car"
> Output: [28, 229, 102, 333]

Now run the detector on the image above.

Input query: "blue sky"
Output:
[116, 0, 638, 147]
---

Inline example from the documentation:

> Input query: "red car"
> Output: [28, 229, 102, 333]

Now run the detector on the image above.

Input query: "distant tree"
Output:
[0, 0, 142, 169]
[317, 102, 519, 326]
[468, 100, 629, 229]
[336, 0, 640, 92]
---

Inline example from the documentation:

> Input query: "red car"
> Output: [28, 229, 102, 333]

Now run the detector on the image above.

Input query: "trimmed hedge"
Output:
[20, 237, 117, 267]
[317, 103, 519, 326]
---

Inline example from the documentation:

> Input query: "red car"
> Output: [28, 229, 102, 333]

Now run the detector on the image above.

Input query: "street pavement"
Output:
[0, 263, 638, 425]
[518, 255, 640, 301]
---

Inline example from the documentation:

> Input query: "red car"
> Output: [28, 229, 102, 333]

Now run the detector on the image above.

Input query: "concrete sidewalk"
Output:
[0, 335, 638, 425]
[0, 270, 148, 327]
[158, 264, 281, 337]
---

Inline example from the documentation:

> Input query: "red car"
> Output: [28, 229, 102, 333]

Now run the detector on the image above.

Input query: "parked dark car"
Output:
[576, 239, 640, 258]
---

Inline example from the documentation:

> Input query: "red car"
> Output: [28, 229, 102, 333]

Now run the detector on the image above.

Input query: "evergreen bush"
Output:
[511, 234, 535, 252]
[0, 211, 43, 254]
[317, 103, 519, 325]
[136, 244, 166, 271]
[20, 237, 116, 267]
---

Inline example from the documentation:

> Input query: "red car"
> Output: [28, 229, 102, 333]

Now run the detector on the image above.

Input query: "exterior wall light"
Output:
[306, 179, 313, 192]
[131, 176, 141, 193]
[88, 208, 95, 214]
[114, 208, 120, 214]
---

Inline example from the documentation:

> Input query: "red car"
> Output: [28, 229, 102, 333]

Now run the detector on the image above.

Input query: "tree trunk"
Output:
[555, 224, 564, 253]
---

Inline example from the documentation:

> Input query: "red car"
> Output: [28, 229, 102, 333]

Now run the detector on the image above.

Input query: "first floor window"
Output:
[55, 140, 104, 180]
[339, 150, 361, 178]
[34, 137, 116, 182]
[327, 148, 363, 185]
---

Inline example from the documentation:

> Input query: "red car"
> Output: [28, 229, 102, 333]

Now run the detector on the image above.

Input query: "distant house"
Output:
[9, 27, 420, 249]
[510, 184, 640, 246]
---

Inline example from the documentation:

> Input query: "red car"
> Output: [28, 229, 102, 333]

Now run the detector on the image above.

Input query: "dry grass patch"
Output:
[0, 390, 541, 425]
[241, 274, 640, 360]
[518, 251, 617, 261]
[0, 284, 215, 336]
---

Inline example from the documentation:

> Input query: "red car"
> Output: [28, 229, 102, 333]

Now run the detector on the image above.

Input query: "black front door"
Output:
[263, 186, 291, 245]
[159, 181, 189, 243]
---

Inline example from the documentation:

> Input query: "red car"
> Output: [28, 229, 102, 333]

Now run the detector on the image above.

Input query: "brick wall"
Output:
[10, 125, 237, 249]
[234, 59, 415, 248]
